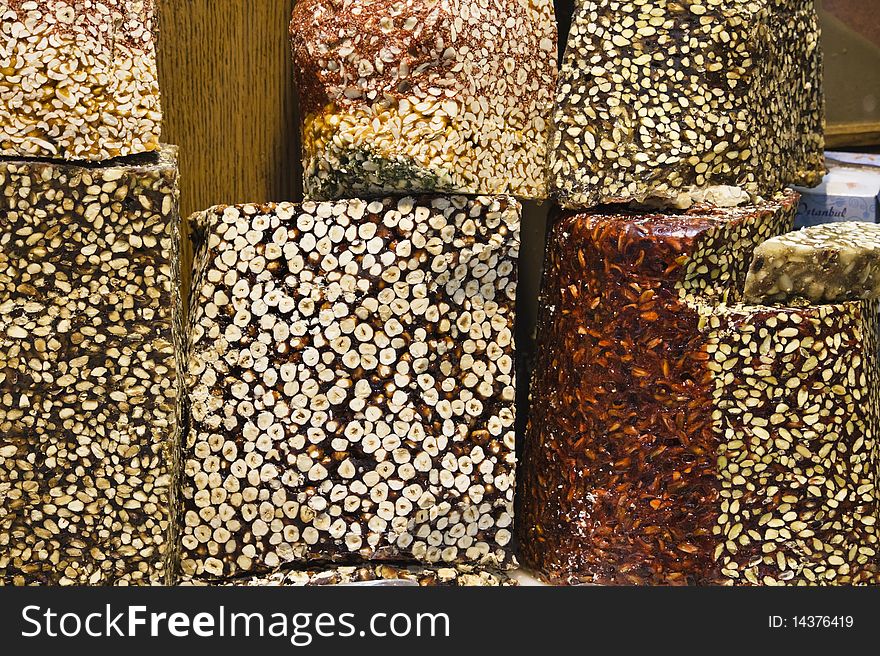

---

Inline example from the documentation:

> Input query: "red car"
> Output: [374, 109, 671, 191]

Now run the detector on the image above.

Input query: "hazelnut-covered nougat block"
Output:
[291, 0, 557, 200]
[0, 0, 162, 160]
[551, 0, 825, 209]
[181, 196, 519, 581]
[0, 146, 182, 585]
[744, 222, 880, 304]
[180, 564, 515, 587]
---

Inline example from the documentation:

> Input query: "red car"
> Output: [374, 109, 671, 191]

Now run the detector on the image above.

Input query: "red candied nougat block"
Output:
[291, 0, 557, 200]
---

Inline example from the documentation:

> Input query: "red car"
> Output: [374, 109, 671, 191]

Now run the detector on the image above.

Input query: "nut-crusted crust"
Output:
[744, 222, 880, 304]
[551, 0, 825, 209]
[291, 0, 557, 200]
[181, 196, 519, 581]
[706, 301, 880, 585]
[519, 191, 797, 585]
[180, 563, 516, 587]
[0, 146, 181, 586]
[0, 0, 162, 160]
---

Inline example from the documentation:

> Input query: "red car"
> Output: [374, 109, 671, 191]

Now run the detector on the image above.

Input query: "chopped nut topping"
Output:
[0, 146, 181, 585]
[550, 0, 825, 208]
[291, 0, 557, 200]
[0, 0, 162, 161]
[180, 196, 520, 580]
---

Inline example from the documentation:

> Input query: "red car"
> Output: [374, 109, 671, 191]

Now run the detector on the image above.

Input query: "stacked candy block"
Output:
[519, 0, 880, 586]
[0, 0, 181, 586]
[175, 0, 558, 586]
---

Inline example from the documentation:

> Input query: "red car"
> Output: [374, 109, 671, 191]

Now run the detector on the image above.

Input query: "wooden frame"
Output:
[827, 123, 880, 149]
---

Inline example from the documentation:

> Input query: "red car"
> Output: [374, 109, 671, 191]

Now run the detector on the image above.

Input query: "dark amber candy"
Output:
[519, 192, 797, 585]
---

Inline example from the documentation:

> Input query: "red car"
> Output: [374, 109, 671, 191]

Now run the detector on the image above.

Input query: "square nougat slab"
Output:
[0, 146, 181, 585]
[181, 195, 519, 580]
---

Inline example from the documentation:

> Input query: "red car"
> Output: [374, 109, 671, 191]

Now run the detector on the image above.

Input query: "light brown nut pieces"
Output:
[744, 222, 880, 304]
[0, 146, 182, 586]
[0, 0, 162, 161]
[180, 564, 515, 587]
[706, 301, 880, 586]
[181, 196, 519, 581]
[291, 0, 557, 200]
[551, 0, 825, 209]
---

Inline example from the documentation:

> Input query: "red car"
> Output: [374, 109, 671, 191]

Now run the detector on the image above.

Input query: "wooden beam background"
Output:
[156, 0, 301, 220]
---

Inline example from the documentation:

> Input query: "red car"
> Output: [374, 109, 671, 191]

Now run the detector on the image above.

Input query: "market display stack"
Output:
[175, 0, 558, 586]
[4, 0, 872, 590]
[0, 1, 182, 585]
[519, 0, 880, 585]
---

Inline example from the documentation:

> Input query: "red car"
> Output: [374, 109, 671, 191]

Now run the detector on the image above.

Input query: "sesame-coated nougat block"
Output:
[706, 301, 880, 586]
[181, 196, 519, 581]
[180, 564, 515, 587]
[291, 0, 557, 201]
[0, 146, 182, 586]
[518, 191, 797, 585]
[744, 222, 880, 304]
[551, 0, 825, 209]
[0, 0, 162, 161]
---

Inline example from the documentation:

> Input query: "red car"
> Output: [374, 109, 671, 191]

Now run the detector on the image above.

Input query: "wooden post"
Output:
[156, 0, 301, 220]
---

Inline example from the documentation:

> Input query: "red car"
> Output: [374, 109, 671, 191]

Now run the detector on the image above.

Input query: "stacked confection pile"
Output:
[0, 0, 559, 588]
[0, 0, 181, 585]
[2, 0, 877, 588]
[519, 0, 880, 585]
[175, 0, 558, 586]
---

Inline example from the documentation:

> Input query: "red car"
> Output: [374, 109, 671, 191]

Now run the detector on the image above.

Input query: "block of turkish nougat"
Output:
[180, 564, 515, 587]
[704, 300, 880, 586]
[290, 0, 557, 200]
[181, 196, 519, 580]
[551, 0, 825, 209]
[744, 222, 880, 304]
[0, 0, 162, 160]
[0, 146, 181, 585]
[518, 191, 797, 585]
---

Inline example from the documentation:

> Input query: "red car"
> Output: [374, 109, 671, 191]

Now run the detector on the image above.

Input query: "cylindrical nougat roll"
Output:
[181, 196, 519, 581]
[706, 301, 879, 585]
[550, 0, 825, 209]
[290, 0, 557, 201]
[519, 191, 797, 585]
[0, 0, 162, 161]
[0, 146, 182, 585]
